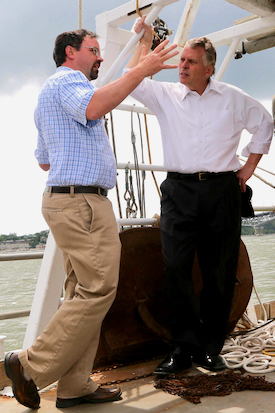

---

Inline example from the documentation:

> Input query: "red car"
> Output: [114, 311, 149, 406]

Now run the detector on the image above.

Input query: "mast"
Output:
[272, 94, 275, 128]
[79, 0, 82, 29]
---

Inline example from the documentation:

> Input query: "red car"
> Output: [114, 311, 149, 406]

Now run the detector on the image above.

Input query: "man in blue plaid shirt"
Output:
[4, 29, 178, 409]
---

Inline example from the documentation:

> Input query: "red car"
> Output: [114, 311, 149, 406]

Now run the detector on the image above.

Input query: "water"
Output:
[241, 233, 275, 304]
[0, 259, 42, 351]
[0, 234, 274, 351]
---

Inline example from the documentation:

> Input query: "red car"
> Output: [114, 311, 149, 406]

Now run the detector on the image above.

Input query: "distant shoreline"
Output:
[0, 248, 45, 254]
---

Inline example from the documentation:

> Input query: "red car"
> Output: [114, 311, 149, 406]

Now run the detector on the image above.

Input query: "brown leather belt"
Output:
[45, 186, 108, 196]
[167, 171, 235, 181]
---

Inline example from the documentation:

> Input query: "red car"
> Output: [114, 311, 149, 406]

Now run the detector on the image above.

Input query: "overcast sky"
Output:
[0, 0, 274, 236]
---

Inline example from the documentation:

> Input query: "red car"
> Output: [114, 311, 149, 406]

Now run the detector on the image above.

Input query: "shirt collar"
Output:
[56, 66, 74, 73]
[181, 78, 222, 100]
[207, 78, 223, 95]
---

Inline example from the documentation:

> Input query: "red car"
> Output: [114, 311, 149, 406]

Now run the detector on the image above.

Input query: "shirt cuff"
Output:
[241, 141, 271, 157]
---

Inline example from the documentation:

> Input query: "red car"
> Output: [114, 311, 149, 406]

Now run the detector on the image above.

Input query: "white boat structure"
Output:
[1, 0, 275, 411]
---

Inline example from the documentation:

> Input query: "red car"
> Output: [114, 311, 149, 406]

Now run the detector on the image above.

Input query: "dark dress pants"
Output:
[160, 173, 241, 355]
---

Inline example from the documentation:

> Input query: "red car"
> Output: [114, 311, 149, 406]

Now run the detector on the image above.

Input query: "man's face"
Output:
[74, 36, 103, 81]
[179, 46, 213, 95]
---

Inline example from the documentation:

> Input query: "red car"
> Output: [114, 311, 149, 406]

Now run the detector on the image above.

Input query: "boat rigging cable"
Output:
[124, 163, 138, 218]
[131, 105, 146, 218]
[144, 114, 161, 198]
[110, 112, 123, 219]
[136, 111, 146, 216]
[108, 107, 161, 220]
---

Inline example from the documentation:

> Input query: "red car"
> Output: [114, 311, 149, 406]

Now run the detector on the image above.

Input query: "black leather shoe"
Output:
[56, 386, 122, 408]
[193, 353, 226, 371]
[154, 347, 192, 376]
[4, 352, 40, 409]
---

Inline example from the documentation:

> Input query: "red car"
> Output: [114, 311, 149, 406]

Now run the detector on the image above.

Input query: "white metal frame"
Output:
[23, 0, 275, 348]
[96, 0, 178, 86]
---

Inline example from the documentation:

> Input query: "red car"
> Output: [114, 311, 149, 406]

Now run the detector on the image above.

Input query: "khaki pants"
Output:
[19, 191, 121, 398]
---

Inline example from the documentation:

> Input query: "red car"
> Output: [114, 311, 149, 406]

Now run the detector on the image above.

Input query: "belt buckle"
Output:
[199, 172, 207, 181]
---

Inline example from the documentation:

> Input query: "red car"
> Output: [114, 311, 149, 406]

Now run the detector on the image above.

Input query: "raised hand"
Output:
[138, 38, 179, 77]
[134, 16, 153, 48]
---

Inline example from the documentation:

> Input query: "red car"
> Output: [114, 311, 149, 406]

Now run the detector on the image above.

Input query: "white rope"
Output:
[222, 319, 275, 373]
[243, 354, 275, 374]
[253, 285, 268, 323]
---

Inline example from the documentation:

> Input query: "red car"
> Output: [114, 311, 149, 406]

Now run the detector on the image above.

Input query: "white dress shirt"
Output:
[127, 74, 273, 173]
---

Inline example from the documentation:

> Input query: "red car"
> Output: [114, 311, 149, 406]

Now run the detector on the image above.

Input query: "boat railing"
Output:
[0, 252, 44, 262]
[0, 309, 31, 321]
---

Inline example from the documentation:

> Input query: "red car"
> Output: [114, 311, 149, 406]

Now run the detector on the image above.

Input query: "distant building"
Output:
[0, 239, 30, 251]
[36, 243, 46, 249]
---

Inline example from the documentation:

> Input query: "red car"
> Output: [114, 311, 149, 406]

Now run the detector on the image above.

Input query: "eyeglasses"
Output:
[81, 46, 100, 56]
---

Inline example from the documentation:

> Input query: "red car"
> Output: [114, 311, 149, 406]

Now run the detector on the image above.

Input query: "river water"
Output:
[0, 233, 274, 351]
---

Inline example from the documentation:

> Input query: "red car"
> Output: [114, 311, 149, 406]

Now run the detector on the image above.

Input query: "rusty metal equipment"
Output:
[94, 227, 253, 367]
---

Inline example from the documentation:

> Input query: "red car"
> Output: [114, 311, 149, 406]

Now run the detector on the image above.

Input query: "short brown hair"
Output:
[53, 29, 97, 67]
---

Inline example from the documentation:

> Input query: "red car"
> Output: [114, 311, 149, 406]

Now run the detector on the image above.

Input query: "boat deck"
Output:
[1, 358, 275, 413]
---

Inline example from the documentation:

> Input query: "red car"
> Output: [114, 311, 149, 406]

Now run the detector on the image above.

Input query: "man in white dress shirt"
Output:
[126, 18, 274, 374]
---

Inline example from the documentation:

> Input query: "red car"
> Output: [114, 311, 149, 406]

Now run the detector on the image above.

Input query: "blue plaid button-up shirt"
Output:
[35, 67, 117, 189]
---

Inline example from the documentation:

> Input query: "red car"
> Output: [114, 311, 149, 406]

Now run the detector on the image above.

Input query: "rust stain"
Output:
[178, 0, 196, 48]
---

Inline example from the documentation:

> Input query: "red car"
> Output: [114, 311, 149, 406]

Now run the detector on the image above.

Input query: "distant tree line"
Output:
[0, 230, 49, 249]
[1, 219, 274, 247]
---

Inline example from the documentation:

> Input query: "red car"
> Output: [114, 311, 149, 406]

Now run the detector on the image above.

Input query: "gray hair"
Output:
[185, 37, 216, 76]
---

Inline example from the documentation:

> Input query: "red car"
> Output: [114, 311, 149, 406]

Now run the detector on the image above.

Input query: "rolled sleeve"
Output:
[241, 141, 272, 157]
[241, 98, 274, 157]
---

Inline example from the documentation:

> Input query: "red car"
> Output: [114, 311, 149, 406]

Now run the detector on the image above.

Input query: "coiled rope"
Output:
[222, 318, 275, 373]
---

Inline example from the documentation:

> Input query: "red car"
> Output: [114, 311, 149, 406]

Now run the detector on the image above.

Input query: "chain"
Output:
[95, 370, 154, 386]
[124, 164, 138, 218]
[91, 357, 162, 386]
[129, 170, 138, 217]
[124, 165, 131, 218]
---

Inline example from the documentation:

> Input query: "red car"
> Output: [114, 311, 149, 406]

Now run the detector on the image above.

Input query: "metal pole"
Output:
[173, 0, 201, 47]
[97, 4, 163, 87]
[116, 162, 166, 172]
[272, 94, 275, 129]
[79, 0, 82, 29]
[215, 37, 241, 81]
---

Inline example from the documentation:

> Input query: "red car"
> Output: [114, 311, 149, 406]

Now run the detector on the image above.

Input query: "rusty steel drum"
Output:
[94, 226, 253, 367]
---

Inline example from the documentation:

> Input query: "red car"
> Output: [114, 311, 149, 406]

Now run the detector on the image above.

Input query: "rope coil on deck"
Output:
[222, 319, 275, 373]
